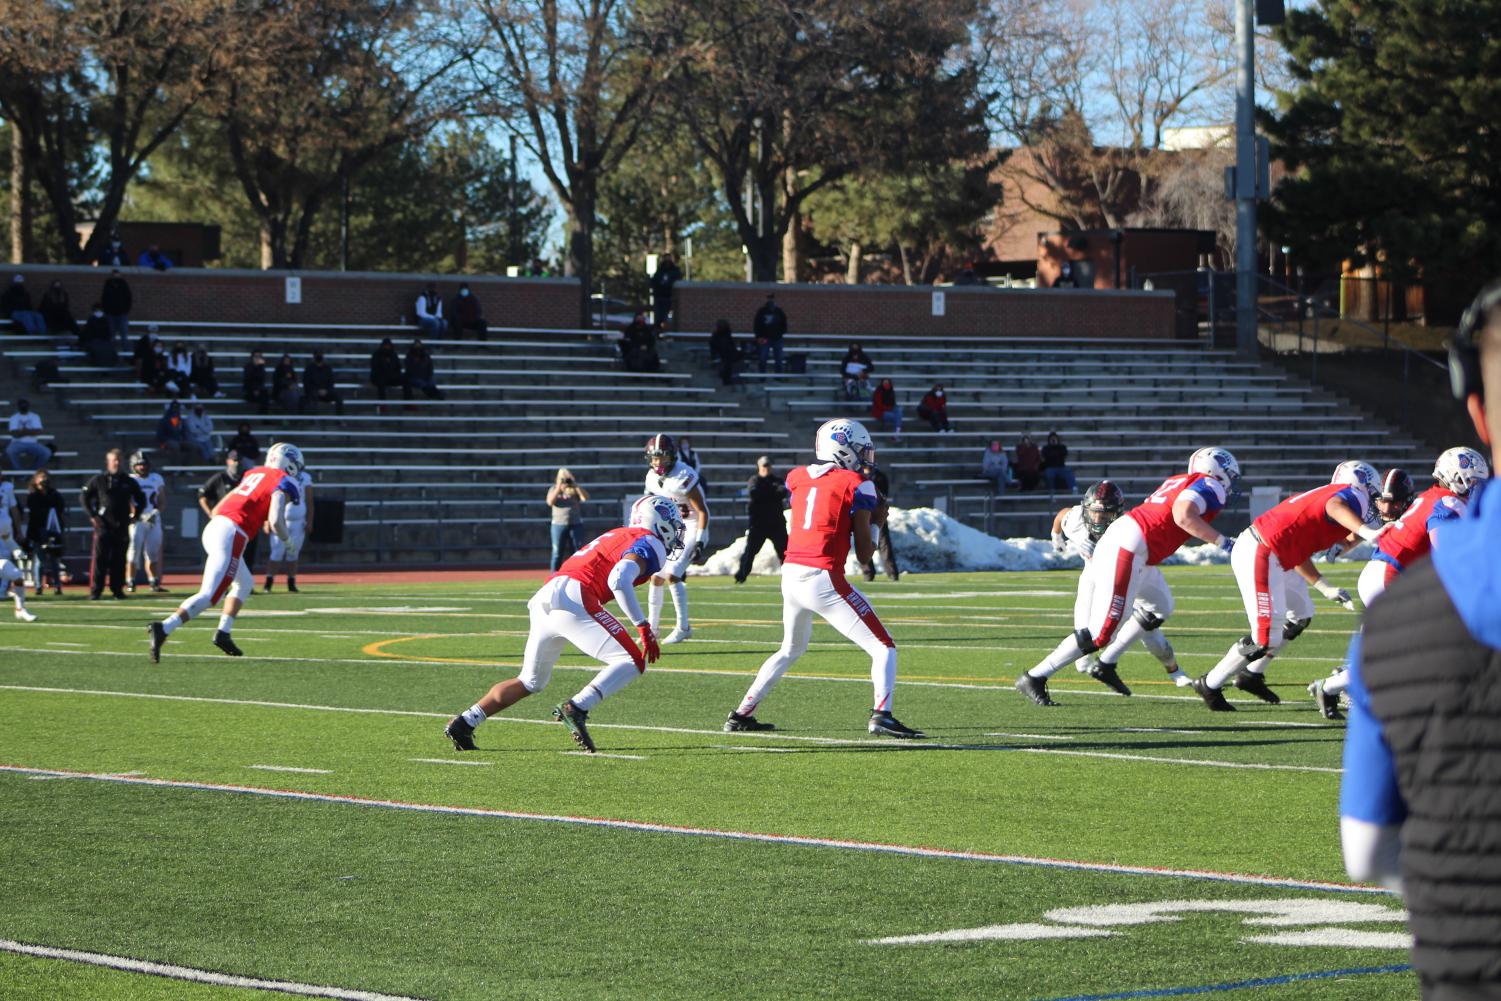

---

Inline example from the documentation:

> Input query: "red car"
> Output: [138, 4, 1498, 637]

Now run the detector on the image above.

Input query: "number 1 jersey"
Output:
[783, 463, 879, 572]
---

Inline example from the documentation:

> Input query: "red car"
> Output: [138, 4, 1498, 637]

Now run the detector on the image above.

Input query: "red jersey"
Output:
[551, 526, 666, 608]
[1375, 485, 1465, 571]
[1126, 472, 1227, 565]
[214, 466, 298, 539]
[1254, 482, 1369, 568]
[783, 464, 879, 572]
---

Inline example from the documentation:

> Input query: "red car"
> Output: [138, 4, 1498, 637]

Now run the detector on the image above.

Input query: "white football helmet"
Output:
[264, 442, 305, 476]
[814, 418, 875, 471]
[1433, 446, 1490, 497]
[1187, 446, 1241, 493]
[630, 495, 685, 557]
[1331, 460, 1380, 496]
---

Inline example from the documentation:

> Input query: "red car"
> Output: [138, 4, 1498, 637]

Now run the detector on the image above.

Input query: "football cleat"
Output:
[212, 630, 243, 657]
[287, 582, 300, 594]
[147, 622, 167, 663]
[553, 701, 596, 753]
[869, 711, 925, 739]
[723, 711, 776, 732]
[661, 625, 692, 645]
[1087, 660, 1132, 696]
[1015, 673, 1060, 707]
[444, 716, 478, 751]
[150, 583, 168, 593]
[1233, 671, 1281, 704]
[15, 608, 37, 623]
[1191, 675, 1237, 712]
[1308, 679, 1344, 721]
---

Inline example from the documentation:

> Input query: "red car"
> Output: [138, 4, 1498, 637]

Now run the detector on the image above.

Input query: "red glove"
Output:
[637, 623, 660, 664]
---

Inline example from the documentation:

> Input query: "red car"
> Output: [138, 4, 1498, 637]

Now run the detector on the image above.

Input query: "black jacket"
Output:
[1041, 443, 1069, 469]
[1, 283, 33, 315]
[650, 262, 682, 304]
[26, 486, 66, 543]
[370, 348, 403, 386]
[101, 276, 132, 316]
[304, 361, 336, 394]
[80, 313, 112, 344]
[746, 473, 788, 527]
[80, 471, 144, 529]
[753, 303, 787, 342]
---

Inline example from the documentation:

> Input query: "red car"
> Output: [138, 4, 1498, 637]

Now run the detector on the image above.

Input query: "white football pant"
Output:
[516, 576, 644, 707]
[128, 516, 164, 578]
[179, 517, 253, 619]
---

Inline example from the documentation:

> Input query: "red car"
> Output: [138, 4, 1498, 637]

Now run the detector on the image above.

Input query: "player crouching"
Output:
[147, 442, 304, 661]
[444, 496, 683, 755]
[723, 419, 924, 738]
[2, 551, 37, 621]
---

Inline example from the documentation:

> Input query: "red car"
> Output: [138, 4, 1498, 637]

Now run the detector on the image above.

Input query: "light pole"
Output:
[1233, 0, 1257, 357]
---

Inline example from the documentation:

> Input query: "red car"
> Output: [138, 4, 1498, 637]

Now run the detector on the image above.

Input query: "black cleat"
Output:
[553, 701, 596, 753]
[147, 622, 166, 663]
[287, 582, 299, 593]
[444, 716, 478, 751]
[1308, 679, 1344, 721]
[1191, 675, 1237, 712]
[723, 711, 776, 732]
[1015, 673, 1060, 707]
[1233, 670, 1281, 705]
[1087, 659, 1132, 696]
[213, 630, 243, 657]
[869, 711, 925, 739]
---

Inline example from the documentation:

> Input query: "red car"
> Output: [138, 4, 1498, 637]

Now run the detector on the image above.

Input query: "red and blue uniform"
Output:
[1374, 486, 1464, 573]
[783, 465, 880, 572]
[214, 466, 300, 540]
[1127, 472, 1227, 565]
[1254, 483, 1368, 568]
[553, 527, 665, 609]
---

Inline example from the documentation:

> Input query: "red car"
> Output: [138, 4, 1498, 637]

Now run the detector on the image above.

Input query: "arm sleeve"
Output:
[1339, 635, 1407, 827]
[1426, 498, 1463, 532]
[851, 480, 879, 512]
[607, 557, 647, 626]
[1340, 816, 1405, 893]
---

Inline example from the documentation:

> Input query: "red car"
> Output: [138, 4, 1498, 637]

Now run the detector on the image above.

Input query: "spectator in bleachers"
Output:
[709, 319, 737, 386]
[168, 342, 193, 394]
[450, 282, 487, 340]
[370, 338, 404, 400]
[78, 303, 119, 367]
[39, 280, 78, 337]
[1014, 433, 1042, 491]
[6, 399, 50, 470]
[414, 282, 447, 339]
[241, 350, 270, 414]
[272, 352, 305, 413]
[981, 440, 1013, 495]
[1041, 430, 1077, 493]
[736, 455, 789, 584]
[2, 275, 46, 335]
[546, 467, 589, 571]
[131, 326, 159, 379]
[155, 398, 185, 452]
[650, 253, 682, 326]
[96, 231, 127, 268]
[189, 346, 220, 398]
[184, 401, 215, 462]
[26, 469, 68, 594]
[227, 423, 261, 464]
[871, 377, 903, 441]
[752, 294, 787, 373]
[403, 339, 444, 400]
[101, 269, 132, 346]
[147, 343, 184, 396]
[303, 350, 343, 414]
[619, 312, 659, 372]
[137, 244, 172, 270]
[840, 341, 873, 400]
[917, 384, 952, 433]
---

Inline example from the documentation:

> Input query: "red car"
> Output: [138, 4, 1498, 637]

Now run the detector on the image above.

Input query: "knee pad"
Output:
[1281, 617, 1312, 643]
[1074, 628, 1100, 655]
[1235, 635, 1271, 661]
[1132, 608, 1166, 632]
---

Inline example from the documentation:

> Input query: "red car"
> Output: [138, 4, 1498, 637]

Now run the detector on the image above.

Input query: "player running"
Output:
[1192, 460, 1384, 712]
[1309, 449, 1490, 718]
[147, 442, 304, 662]
[1, 551, 36, 621]
[723, 419, 924, 738]
[1052, 481, 1194, 694]
[643, 433, 710, 645]
[126, 450, 168, 593]
[1017, 447, 1239, 707]
[265, 464, 313, 593]
[443, 496, 683, 755]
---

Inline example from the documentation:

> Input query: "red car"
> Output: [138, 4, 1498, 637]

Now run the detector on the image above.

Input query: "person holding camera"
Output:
[547, 468, 590, 571]
[25, 470, 68, 594]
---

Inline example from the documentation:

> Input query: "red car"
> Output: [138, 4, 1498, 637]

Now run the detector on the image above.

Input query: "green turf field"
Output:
[0, 567, 1417, 1000]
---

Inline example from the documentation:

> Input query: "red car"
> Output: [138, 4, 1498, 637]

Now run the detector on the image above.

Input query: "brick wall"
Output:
[4, 264, 582, 328]
[673, 281, 1177, 340]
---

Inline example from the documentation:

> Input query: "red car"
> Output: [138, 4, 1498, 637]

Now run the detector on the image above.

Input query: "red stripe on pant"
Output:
[1091, 547, 1136, 648]
[1382, 562, 1399, 587]
[585, 591, 645, 672]
[209, 531, 249, 605]
[829, 573, 896, 648]
[1253, 544, 1274, 647]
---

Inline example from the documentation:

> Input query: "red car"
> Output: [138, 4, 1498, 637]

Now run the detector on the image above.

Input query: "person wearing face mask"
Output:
[916, 384, 952, 433]
[2, 274, 46, 335]
[6, 399, 50, 470]
[39, 280, 79, 337]
[241, 350, 270, 414]
[981, 440, 1013, 495]
[101, 268, 133, 346]
[97, 231, 128, 268]
[183, 401, 216, 462]
[1041, 430, 1077, 493]
[226, 423, 261, 465]
[78, 302, 119, 366]
[414, 282, 446, 339]
[450, 282, 487, 340]
[189, 345, 220, 398]
[1014, 433, 1042, 491]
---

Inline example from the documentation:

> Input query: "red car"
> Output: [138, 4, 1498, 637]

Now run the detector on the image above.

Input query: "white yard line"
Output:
[408, 757, 492, 767]
[0, 938, 427, 1000]
[563, 751, 646, 760]
[983, 732, 1074, 741]
[247, 765, 333, 775]
[1018, 748, 1341, 774]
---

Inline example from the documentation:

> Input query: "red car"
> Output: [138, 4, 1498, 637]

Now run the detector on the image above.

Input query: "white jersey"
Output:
[0, 481, 15, 537]
[645, 460, 706, 522]
[1060, 505, 1096, 560]
[132, 472, 166, 517]
[284, 471, 314, 522]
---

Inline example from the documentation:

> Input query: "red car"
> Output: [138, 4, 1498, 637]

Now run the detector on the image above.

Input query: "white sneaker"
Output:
[662, 626, 693, 645]
[15, 608, 37, 622]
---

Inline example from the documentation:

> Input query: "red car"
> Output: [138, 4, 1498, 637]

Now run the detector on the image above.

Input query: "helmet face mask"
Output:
[1434, 446, 1491, 497]
[130, 450, 150, 474]
[1376, 468, 1416, 522]
[1081, 480, 1125, 539]
[644, 434, 677, 475]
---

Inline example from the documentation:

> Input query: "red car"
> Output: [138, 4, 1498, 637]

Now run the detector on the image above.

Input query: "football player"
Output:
[643, 433, 710, 644]
[148, 442, 304, 661]
[443, 495, 683, 755]
[1, 551, 36, 621]
[1310, 450, 1490, 719]
[723, 419, 924, 738]
[125, 450, 167, 593]
[265, 463, 314, 593]
[1192, 460, 1385, 712]
[1052, 481, 1194, 693]
[0, 476, 20, 556]
[1018, 448, 1238, 707]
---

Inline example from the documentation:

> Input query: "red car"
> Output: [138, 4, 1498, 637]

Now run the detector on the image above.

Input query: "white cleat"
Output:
[1167, 669, 1193, 688]
[661, 626, 693, 645]
[15, 608, 37, 623]
[1076, 655, 1100, 675]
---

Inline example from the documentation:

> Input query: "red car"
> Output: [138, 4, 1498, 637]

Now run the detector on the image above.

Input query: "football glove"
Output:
[637, 623, 660, 663]
[1216, 534, 1235, 554]
[1325, 543, 1345, 561]
[1050, 532, 1067, 555]
[1313, 578, 1354, 610]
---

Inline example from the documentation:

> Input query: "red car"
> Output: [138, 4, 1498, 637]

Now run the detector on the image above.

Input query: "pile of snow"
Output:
[689, 506, 1233, 577]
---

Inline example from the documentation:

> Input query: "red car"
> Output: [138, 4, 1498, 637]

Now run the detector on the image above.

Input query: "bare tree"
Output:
[1130, 145, 1235, 264]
